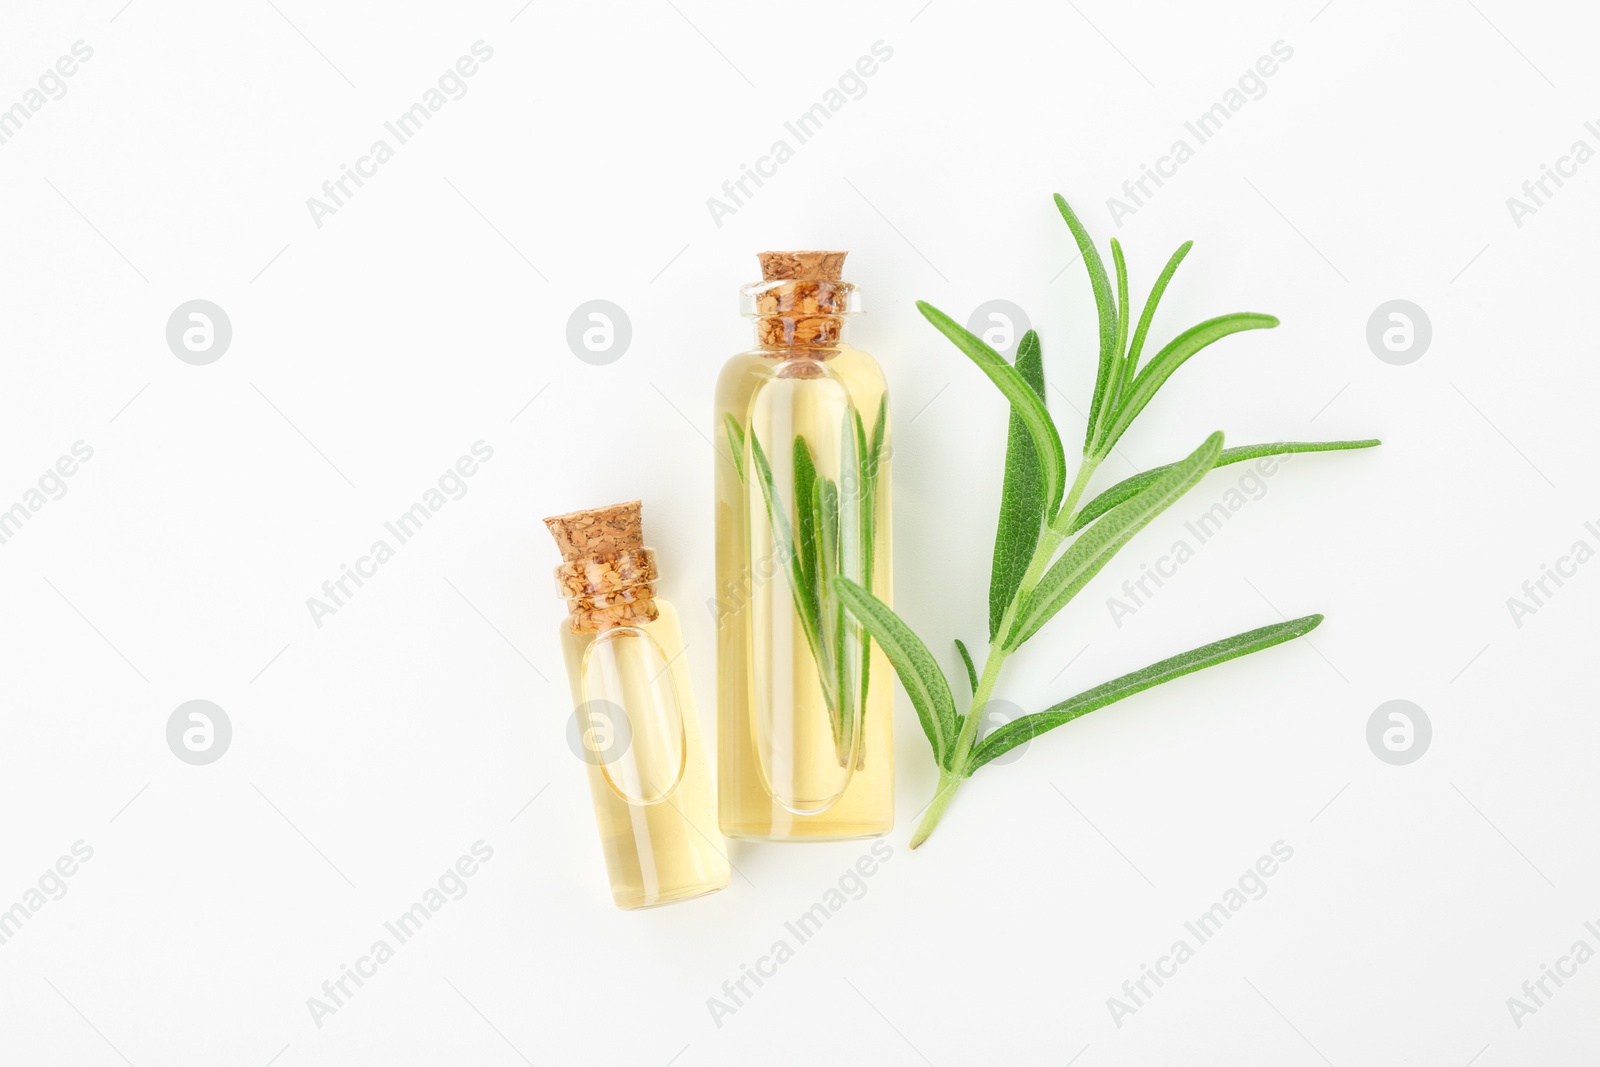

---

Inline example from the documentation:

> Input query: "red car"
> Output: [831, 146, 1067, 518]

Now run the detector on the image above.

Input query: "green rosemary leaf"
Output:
[1125, 241, 1193, 378]
[815, 475, 840, 629]
[917, 301, 1066, 516]
[967, 614, 1324, 772]
[1097, 313, 1278, 455]
[1094, 237, 1178, 457]
[750, 433, 829, 704]
[954, 638, 979, 698]
[793, 437, 820, 593]
[988, 328, 1047, 641]
[1054, 194, 1119, 454]
[853, 405, 870, 471]
[1105, 238, 1131, 421]
[1006, 431, 1223, 650]
[851, 408, 873, 596]
[835, 577, 959, 768]
[748, 433, 792, 555]
[1069, 438, 1383, 534]
[869, 393, 888, 463]
[817, 472, 845, 719]
[724, 413, 746, 482]
[833, 423, 862, 754]
[856, 403, 881, 712]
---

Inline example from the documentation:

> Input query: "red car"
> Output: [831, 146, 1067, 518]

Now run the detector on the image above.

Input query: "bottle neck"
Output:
[752, 312, 849, 351]
[744, 278, 857, 354]
[554, 548, 659, 633]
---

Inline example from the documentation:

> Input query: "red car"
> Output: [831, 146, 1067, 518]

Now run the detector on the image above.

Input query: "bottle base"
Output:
[613, 880, 728, 911]
[720, 821, 892, 842]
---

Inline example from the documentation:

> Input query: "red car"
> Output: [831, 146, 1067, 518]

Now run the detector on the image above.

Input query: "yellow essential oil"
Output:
[714, 252, 894, 840]
[546, 501, 729, 908]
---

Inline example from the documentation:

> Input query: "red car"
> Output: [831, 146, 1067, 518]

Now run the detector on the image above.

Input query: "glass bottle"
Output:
[714, 251, 893, 840]
[544, 500, 729, 909]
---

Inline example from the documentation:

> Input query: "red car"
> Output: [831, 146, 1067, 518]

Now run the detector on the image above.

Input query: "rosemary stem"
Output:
[910, 769, 963, 848]
[912, 455, 1102, 846]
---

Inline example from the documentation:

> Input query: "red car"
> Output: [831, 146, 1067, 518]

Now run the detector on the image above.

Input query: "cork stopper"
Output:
[543, 500, 659, 632]
[758, 250, 848, 282]
[749, 251, 856, 353]
[543, 500, 644, 561]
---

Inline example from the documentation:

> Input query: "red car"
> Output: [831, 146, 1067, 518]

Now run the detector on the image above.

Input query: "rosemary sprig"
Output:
[734, 400, 887, 766]
[837, 193, 1381, 847]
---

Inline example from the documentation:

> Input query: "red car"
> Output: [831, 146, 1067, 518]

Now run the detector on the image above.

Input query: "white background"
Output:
[1, 0, 1595, 1063]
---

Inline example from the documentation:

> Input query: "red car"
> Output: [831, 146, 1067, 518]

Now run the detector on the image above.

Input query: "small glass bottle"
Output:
[544, 500, 729, 909]
[714, 251, 893, 840]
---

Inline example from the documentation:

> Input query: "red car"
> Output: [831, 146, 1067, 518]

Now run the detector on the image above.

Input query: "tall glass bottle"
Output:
[545, 501, 729, 909]
[715, 251, 893, 840]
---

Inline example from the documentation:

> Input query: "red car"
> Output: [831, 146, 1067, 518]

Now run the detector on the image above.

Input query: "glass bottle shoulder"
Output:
[715, 344, 887, 416]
